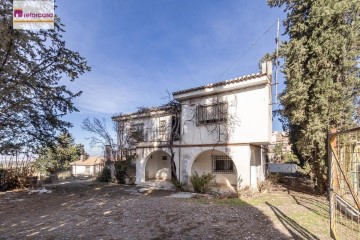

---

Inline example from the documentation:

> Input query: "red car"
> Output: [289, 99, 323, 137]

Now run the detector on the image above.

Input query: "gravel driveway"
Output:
[0, 180, 318, 239]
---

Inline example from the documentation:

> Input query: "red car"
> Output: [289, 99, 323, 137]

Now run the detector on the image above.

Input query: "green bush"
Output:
[114, 160, 128, 184]
[97, 167, 112, 182]
[171, 178, 186, 191]
[189, 172, 215, 193]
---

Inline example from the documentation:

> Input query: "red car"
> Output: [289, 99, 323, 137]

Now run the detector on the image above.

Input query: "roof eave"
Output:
[173, 74, 269, 101]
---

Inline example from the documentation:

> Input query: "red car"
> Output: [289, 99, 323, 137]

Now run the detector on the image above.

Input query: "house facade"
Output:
[71, 156, 104, 176]
[112, 62, 272, 190]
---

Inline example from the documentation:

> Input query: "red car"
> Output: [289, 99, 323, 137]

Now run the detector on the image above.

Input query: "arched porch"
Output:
[144, 150, 171, 181]
[190, 149, 238, 188]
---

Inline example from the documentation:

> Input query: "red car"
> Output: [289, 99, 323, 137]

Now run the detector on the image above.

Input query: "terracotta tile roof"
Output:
[172, 72, 267, 95]
[112, 105, 172, 120]
[70, 156, 103, 166]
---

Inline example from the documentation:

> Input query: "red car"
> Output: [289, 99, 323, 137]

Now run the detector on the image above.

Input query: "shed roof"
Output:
[70, 156, 103, 166]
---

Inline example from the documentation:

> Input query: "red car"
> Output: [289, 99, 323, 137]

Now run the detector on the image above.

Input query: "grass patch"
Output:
[215, 193, 296, 207]
[190, 190, 332, 239]
[216, 198, 249, 206]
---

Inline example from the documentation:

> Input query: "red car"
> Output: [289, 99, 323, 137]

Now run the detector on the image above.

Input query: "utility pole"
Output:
[274, 18, 280, 104]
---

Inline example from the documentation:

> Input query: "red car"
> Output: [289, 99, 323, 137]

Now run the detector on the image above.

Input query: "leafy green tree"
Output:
[34, 133, 83, 175]
[283, 152, 300, 164]
[0, 0, 90, 154]
[273, 143, 284, 162]
[268, 0, 360, 193]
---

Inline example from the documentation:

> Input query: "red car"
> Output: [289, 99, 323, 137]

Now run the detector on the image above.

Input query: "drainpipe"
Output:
[249, 145, 251, 188]
[178, 117, 181, 182]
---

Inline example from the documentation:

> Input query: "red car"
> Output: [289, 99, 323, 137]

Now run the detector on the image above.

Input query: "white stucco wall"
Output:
[135, 147, 180, 184]
[179, 82, 272, 145]
[178, 145, 258, 188]
[121, 73, 272, 190]
[72, 165, 96, 176]
[190, 150, 237, 186]
[121, 115, 174, 143]
[145, 150, 171, 180]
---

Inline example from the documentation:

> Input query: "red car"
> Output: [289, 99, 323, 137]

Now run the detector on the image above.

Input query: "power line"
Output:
[213, 20, 278, 82]
[213, 9, 358, 83]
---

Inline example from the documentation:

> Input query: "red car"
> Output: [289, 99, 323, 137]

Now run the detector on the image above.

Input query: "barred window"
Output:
[159, 120, 166, 140]
[212, 155, 234, 174]
[171, 116, 180, 141]
[130, 123, 144, 142]
[196, 102, 227, 125]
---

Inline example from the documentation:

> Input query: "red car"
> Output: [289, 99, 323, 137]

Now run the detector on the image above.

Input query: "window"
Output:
[85, 166, 90, 174]
[212, 155, 234, 174]
[196, 102, 227, 125]
[130, 123, 144, 142]
[171, 116, 180, 141]
[159, 120, 166, 140]
[162, 156, 167, 160]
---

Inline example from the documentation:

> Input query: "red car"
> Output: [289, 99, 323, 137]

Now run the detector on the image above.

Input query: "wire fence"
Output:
[329, 128, 360, 239]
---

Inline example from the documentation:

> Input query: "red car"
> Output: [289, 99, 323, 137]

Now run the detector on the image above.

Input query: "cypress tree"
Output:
[268, 0, 360, 193]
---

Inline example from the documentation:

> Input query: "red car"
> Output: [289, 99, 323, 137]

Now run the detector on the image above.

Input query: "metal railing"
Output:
[329, 128, 360, 239]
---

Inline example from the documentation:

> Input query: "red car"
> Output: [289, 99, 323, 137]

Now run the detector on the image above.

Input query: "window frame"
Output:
[158, 120, 167, 141]
[211, 155, 234, 174]
[130, 123, 144, 142]
[196, 102, 228, 125]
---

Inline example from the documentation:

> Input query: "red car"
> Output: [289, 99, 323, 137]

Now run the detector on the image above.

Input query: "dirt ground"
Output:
[0, 180, 330, 240]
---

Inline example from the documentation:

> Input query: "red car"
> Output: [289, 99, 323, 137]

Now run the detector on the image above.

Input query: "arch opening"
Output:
[190, 150, 237, 187]
[144, 150, 171, 181]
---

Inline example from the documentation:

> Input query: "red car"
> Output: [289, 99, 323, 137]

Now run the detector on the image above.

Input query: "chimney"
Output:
[261, 61, 272, 77]
[80, 154, 84, 161]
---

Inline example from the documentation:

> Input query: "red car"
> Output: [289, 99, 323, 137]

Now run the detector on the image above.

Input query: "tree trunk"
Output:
[313, 159, 326, 194]
[170, 154, 178, 182]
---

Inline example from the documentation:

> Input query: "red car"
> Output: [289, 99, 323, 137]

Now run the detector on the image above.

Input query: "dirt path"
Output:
[0, 181, 330, 239]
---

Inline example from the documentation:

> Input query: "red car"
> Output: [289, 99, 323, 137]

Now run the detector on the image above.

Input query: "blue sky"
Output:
[56, 0, 286, 155]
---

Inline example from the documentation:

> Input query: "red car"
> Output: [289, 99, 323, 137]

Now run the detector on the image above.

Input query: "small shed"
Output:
[71, 156, 104, 176]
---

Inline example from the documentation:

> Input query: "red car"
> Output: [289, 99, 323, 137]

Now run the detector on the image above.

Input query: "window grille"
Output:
[196, 102, 227, 125]
[212, 155, 234, 174]
[159, 120, 166, 140]
[171, 116, 180, 141]
[130, 123, 144, 142]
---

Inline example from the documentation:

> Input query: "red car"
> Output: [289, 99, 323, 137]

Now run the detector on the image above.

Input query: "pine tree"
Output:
[268, 0, 360, 193]
[0, 0, 90, 154]
[34, 133, 84, 174]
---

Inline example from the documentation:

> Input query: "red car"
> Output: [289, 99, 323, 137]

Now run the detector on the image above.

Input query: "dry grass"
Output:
[0, 179, 335, 239]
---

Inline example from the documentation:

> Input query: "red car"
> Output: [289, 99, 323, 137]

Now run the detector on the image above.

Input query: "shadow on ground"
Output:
[0, 180, 301, 239]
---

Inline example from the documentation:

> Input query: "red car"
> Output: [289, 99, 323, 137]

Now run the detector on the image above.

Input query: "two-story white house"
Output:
[112, 62, 272, 190]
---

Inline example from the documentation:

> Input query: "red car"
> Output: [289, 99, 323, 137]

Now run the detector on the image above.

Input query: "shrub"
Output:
[57, 170, 73, 180]
[298, 162, 312, 178]
[0, 167, 37, 191]
[267, 173, 280, 183]
[171, 178, 186, 191]
[189, 172, 215, 193]
[97, 167, 112, 182]
[114, 160, 129, 184]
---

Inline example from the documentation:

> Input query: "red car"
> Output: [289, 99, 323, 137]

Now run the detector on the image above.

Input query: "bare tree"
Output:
[82, 118, 116, 152]
[82, 117, 137, 183]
